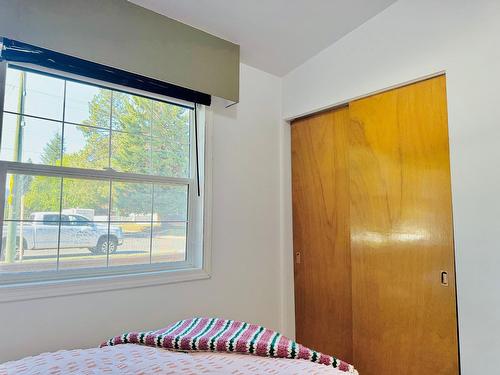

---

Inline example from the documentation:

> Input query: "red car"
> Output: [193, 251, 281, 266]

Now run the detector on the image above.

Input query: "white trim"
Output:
[1, 161, 192, 185]
[0, 62, 6, 246]
[0, 266, 210, 303]
[201, 106, 213, 275]
[0, 260, 194, 285]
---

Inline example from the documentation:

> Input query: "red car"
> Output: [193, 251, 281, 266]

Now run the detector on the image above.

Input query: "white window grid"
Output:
[0, 61, 205, 286]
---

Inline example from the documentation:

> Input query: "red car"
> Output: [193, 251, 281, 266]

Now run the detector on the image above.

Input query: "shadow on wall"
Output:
[211, 97, 238, 121]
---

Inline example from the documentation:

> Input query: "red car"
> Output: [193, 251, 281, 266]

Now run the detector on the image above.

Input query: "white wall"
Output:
[279, 93, 295, 340]
[3, 1, 498, 370]
[0, 63, 284, 362]
[282, 0, 500, 372]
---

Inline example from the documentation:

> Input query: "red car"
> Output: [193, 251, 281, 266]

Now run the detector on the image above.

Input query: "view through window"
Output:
[0, 64, 200, 283]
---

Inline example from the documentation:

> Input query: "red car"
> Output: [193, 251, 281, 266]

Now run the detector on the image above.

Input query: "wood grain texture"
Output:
[291, 107, 353, 362]
[349, 76, 459, 375]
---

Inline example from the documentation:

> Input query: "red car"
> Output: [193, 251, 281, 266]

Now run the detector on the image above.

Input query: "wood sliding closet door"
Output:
[291, 107, 353, 363]
[349, 76, 459, 375]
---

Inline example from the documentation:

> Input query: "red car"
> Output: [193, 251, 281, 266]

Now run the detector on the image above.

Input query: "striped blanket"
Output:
[101, 317, 358, 374]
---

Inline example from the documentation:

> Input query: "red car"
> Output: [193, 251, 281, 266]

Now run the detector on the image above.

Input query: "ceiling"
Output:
[130, 0, 396, 76]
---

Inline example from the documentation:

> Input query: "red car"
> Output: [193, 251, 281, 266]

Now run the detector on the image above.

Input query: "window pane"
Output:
[111, 181, 152, 221]
[151, 102, 190, 145]
[108, 222, 150, 267]
[110, 131, 150, 174]
[153, 184, 188, 221]
[61, 178, 110, 221]
[151, 222, 186, 264]
[5, 68, 64, 121]
[151, 138, 189, 178]
[3, 67, 23, 114]
[111, 91, 151, 134]
[4, 174, 62, 221]
[1, 221, 58, 273]
[57, 221, 109, 270]
[65, 81, 111, 127]
[0, 66, 197, 282]
[62, 123, 110, 169]
[1, 113, 63, 165]
[151, 102, 190, 178]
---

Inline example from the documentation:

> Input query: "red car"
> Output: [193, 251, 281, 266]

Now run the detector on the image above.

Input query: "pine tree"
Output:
[40, 133, 64, 165]
[25, 88, 189, 221]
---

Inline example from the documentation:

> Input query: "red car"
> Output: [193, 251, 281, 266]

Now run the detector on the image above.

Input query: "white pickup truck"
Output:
[2, 212, 124, 256]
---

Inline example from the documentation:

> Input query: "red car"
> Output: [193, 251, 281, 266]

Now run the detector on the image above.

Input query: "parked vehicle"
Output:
[1, 212, 123, 259]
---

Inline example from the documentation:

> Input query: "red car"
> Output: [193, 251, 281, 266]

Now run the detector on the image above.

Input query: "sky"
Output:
[2, 67, 105, 164]
[1, 67, 192, 220]
[1, 66, 191, 172]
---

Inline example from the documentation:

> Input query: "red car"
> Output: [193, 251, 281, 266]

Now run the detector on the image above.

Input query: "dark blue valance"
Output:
[0, 37, 211, 106]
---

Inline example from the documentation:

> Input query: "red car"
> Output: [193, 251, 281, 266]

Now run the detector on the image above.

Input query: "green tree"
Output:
[40, 133, 63, 165]
[23, 88, 190, 221]
[23, 135, 63, 216]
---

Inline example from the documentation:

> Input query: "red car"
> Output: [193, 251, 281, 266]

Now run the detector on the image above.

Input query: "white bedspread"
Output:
[0, 344, 348, 374]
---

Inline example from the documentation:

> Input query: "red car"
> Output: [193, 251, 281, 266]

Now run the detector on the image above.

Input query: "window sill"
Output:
[0, 266, 211, 303]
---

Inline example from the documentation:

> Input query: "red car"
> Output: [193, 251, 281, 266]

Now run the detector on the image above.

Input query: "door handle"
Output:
[295, 251, 301, 264]
[440, 271, 449, 286]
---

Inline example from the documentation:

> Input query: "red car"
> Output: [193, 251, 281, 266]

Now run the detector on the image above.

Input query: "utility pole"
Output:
[5, 70, 26, 263]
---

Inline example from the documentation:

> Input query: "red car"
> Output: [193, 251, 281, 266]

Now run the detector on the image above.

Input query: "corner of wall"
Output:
[278, 78, 295, 338]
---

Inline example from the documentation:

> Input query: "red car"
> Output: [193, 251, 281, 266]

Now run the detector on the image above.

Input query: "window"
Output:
[0, 63, 207, 289]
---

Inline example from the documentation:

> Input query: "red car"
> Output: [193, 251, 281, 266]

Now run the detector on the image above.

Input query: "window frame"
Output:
[0, 61, 212, 300]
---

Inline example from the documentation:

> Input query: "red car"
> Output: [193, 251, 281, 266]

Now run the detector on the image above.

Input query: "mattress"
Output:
[0, 343, 349, 374]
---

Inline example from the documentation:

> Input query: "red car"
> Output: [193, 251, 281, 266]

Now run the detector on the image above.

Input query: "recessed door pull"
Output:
[295, 251, 301, 264]
[441, 271, 449, 286]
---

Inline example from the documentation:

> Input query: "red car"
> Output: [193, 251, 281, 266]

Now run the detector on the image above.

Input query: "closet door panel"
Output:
[292, 107, 352, 362]
[349, 76, 459, 375]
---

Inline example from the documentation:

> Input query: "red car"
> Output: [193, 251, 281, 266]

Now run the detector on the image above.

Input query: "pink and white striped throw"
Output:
[101, 317, 358, 374]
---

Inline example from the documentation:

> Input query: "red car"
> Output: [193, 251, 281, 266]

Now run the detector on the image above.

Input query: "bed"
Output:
[0, 344, 352, 374]
[0, 318, 357, 374]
